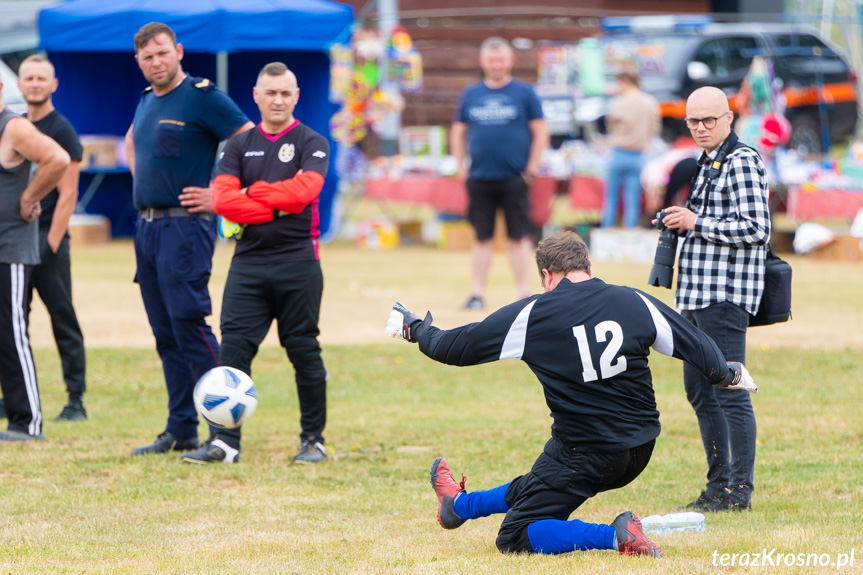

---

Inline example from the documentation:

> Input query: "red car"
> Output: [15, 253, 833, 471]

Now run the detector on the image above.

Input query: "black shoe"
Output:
[680, 490, 732, 512]
[181, 437, 239, 464]
[0, 398, 5, 419]
[0, 430, 45, 441]
[463, 296, 484, 310]
[293, 439, 327, 464]
[728, 495, 752, 512]
[132, 432, 199, 456]
[55, 401, 87, 422]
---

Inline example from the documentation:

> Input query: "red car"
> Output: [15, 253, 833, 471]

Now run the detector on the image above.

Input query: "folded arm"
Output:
[246, 170, 325, 214]
[212, 174, 274, 225]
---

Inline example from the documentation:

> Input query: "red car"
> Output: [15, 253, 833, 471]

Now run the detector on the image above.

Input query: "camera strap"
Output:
[687, 131, 759, 210]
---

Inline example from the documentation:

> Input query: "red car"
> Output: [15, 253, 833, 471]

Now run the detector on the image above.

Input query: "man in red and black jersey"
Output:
[182, 62, 330, 464]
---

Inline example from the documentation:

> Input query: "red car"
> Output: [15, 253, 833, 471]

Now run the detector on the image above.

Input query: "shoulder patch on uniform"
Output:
[312, 150, 327, 158]
[194, 78, 214, 91]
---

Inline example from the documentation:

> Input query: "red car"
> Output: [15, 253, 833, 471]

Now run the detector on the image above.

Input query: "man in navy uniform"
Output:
[125, 22, 254, 456]
[182, 62, 329, 464]
[386, 230, 756, 558]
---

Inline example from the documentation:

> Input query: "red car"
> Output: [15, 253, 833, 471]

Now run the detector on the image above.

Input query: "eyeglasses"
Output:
[684, 113, 729, 130]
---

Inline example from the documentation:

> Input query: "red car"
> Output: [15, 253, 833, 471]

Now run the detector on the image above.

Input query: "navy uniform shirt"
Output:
[32, 110, 83, 229]
[217, 121, 329, 263]
[131, 76, 249, 210]
[416, 278, 734, 451]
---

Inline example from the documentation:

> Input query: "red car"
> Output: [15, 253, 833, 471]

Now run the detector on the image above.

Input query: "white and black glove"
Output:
[723, 361, 757, 393]
[386, 302, 423, 343]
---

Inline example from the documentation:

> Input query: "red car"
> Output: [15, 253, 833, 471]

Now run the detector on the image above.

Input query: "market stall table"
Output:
[787, 185, 863, 221]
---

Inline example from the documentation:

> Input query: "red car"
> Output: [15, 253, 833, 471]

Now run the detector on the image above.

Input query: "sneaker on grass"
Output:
[293, 440, 326, 464]
[55, 400, 87, 422]
[463, 296, 484, 310]
[181, 437, 239, 464]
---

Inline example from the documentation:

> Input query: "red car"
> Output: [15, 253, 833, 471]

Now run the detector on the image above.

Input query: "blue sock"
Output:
[527, 519, 617, 554]
[453, 482, 510, 520]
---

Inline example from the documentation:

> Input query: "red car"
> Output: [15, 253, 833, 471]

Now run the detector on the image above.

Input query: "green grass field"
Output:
[3, 243, 862, 573]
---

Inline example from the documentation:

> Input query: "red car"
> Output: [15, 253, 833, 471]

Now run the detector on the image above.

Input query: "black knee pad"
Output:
[219, 336, 258, 376]
[284, 338, 326, 386]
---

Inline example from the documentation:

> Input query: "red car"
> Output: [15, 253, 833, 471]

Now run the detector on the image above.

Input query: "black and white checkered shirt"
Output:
[675, 135, 771, 315]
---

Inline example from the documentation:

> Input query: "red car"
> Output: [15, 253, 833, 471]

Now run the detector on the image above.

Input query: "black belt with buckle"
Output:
[139, 207, 213, 222]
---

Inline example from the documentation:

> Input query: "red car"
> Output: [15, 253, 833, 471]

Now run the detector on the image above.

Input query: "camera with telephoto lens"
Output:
[647, 210, 679, 289]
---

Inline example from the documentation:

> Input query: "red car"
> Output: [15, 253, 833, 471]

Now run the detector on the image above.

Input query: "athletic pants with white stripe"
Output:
[0, 263, 42, 435]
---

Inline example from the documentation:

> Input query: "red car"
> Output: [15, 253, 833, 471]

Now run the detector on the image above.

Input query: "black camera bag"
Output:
[749, 245, 792, 327]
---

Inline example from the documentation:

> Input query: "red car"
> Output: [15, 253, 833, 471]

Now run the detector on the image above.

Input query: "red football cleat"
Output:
[430, 457, 466, 529]
[612, 511, 663, 557]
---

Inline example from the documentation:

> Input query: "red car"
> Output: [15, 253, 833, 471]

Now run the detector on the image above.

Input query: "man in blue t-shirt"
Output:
[451, 37, 548, 310]
[124, 22, 254, 458]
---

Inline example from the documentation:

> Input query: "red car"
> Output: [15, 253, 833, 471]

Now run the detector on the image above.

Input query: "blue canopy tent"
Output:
[38, 0, 353, 236]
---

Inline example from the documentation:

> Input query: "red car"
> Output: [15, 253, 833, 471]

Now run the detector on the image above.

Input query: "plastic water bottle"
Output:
[640, 512, 706, 534]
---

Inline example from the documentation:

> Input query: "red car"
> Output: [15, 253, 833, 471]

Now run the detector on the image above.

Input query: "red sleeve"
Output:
[246, 171, 325, 214]
[212, 174, 274, 225]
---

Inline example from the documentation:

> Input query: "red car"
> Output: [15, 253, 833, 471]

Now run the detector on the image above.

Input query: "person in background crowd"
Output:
[451, 36, 548, 310]
[600, 70, 660, 228]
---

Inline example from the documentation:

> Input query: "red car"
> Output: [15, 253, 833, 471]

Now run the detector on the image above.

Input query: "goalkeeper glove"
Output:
[723, 361, 757, 393]
[386, 302, 423, 343]
[218, 216, 245, 239]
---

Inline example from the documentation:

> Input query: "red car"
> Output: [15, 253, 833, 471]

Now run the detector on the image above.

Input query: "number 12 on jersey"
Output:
[572, 321, 627, 382]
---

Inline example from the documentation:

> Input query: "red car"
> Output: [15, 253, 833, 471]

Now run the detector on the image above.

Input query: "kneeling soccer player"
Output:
[386, 230, 757, 557]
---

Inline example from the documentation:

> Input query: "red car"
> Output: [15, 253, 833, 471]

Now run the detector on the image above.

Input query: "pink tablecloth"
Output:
[787, 186, 863, 221]
[567, 176, 604, 211]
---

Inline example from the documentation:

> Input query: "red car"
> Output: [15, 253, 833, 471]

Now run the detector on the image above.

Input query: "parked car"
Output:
[576, 16, 859, 154]
[0, 59, 26, 115]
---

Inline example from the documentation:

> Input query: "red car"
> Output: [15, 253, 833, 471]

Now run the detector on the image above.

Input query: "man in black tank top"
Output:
[0, 81, 70, 441]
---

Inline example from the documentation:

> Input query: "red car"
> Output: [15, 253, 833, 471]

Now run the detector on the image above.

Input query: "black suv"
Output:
[578, 18, 859, 154]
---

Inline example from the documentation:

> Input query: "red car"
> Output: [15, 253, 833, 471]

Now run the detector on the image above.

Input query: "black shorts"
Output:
[467, 176, 530, 241]
[496, 436, 655, 553]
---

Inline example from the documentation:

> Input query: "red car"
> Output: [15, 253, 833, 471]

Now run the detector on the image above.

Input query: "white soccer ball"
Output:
[193, 366, 258, 429]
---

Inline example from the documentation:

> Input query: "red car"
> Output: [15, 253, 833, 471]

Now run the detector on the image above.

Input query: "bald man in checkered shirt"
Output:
[658, 86, 770, 513]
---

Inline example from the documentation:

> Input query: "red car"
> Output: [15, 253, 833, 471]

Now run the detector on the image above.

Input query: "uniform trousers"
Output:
[217, 258, 327, 449]
[134, 215, 220, 440]
[0, 263, 42, 435]
[29, 229, 86, 397]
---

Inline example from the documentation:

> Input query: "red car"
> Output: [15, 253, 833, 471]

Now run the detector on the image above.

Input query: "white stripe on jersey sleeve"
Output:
[636, 292, 674, 357]
[499, 300, 537, 360]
